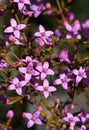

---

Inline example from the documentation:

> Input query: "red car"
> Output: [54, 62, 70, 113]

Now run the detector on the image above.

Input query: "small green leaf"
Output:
[11, 70, 18, 78]
[8, 96, 23, 105]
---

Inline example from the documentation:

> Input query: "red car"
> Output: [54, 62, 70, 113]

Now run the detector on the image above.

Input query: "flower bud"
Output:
[6, 110, 14, 119]
[46, 3, 51, 9]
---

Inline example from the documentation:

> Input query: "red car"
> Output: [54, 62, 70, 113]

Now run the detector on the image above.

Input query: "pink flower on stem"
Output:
[22, 111, 42, 128]
[36, 62, 54, 80]
[21, 6, 34, 16]
[13, 0, 31, 10]
[30, 4, 45, 18]
[72, 66, 87, 84]
[19, 63, 39, 82]
[59, 48, 70, 63]
[64, 20, 81, 39]
[8, 77, 26, 95]
[34, 25, 54, 44]
[6, 34, 23, 46]
[62, 112, 80, 130]
[4, 18, 26, 38]
[22, 56, 38, 63]
[54, 73, 71, 90]
[78, 111, 89, 123]
[36, 79, 57, 98]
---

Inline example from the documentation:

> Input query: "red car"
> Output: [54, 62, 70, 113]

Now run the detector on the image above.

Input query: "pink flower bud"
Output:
[37, 106, 42, 112]
[9, 35, 14, 42]
[55, 98, 61, 104]
[46, 3, 51, 9]
[6, 110, 14, 119]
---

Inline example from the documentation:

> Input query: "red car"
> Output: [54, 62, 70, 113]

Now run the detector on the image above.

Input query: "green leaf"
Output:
[8, 96, 23, 105]
[11, 70, 18, 78]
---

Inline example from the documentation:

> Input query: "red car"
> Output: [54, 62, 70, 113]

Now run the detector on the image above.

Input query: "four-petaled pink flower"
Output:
[72, 66, 87, 84]
[4, 18, 26, 38]
[13, 0, 31, 10]
[64, 20, 81, 39]
[8, 77, 26, 95]
[62, 112, 80, 130]
[34, 25, 54, 44]
[22, 111, 42, 128]
[36, 79, 57, 98]
[54, 73, 71, 90]
[78, 111, 89, 123]
[30, 4, 45, 18]
[59, 48, 70, 63]
[19, 63, 39, 82]
[36, 62, 54, 80]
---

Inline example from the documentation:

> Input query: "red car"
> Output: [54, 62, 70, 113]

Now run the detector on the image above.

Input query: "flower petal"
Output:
[54, 79, 61, 85]
[41, 72, 46, 80]
[27, 120, 34, 128]
[25, 73, 31, 82]
[43, 62, 49, 69]
[48, 86, 57, 92]
[4, 27, 13, 33]
[18, 3, 24, 10]
[16, 88, 22, 95]
[47, 69, 54, 75]
[39, 25, 45, 33]
[35, 119, 42, 125]
[10, 18, 17, 27]
[8, 84, 15, 90]
[43, 79, 49, 87]
[14, 30, 20, 38]
[76, 76, 82, 84]
[36, 86, 44, 91]
[44, 91, 49, 98]
[23, 112, 32, 120]
[17, 24, 26, 30]
[19, 67, 27, 74]
[20, 81, 26, 87]
[24, 0, 31, 5]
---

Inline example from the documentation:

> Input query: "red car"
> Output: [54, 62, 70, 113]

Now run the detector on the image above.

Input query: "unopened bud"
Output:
[37, 106, 42, 112]
[46, 3, 51, 9]
[6, 110, 14, 119]
[55, 98, 61, 104]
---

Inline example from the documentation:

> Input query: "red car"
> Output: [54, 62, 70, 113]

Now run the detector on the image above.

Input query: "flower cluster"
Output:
[0, 0, 89, 130]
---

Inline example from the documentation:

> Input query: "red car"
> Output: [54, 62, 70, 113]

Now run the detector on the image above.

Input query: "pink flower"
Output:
[22, 56, 38, 63]
[21, 6, 33, 16]
[5, 34, 23, 46]
[62, 112, 80, 130]
[4, 18, 26, 38]
[8, 77, 26, 95]
[59, 48, 70, 63]
[36, 62, 54, 80]
[36, 79, 57, 98]
[54, 73, 71, 90]
[78, 111, 89, 123]
[22, 111, 42, 128]
[30, 4, 45, 18]
[72, 66, 87, 84]
[64, 20, 81, 39]
[19, 63, 39, 82]
[34, 25, 54, 44]
[13, 0, 31, 10]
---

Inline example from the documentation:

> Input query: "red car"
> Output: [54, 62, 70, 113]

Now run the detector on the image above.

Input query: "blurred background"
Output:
[0, 0, 89, 130]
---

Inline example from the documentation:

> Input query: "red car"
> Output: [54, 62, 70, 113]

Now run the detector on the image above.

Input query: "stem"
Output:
[56, 0, 66, 22]
[10, 51, 20, 61]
